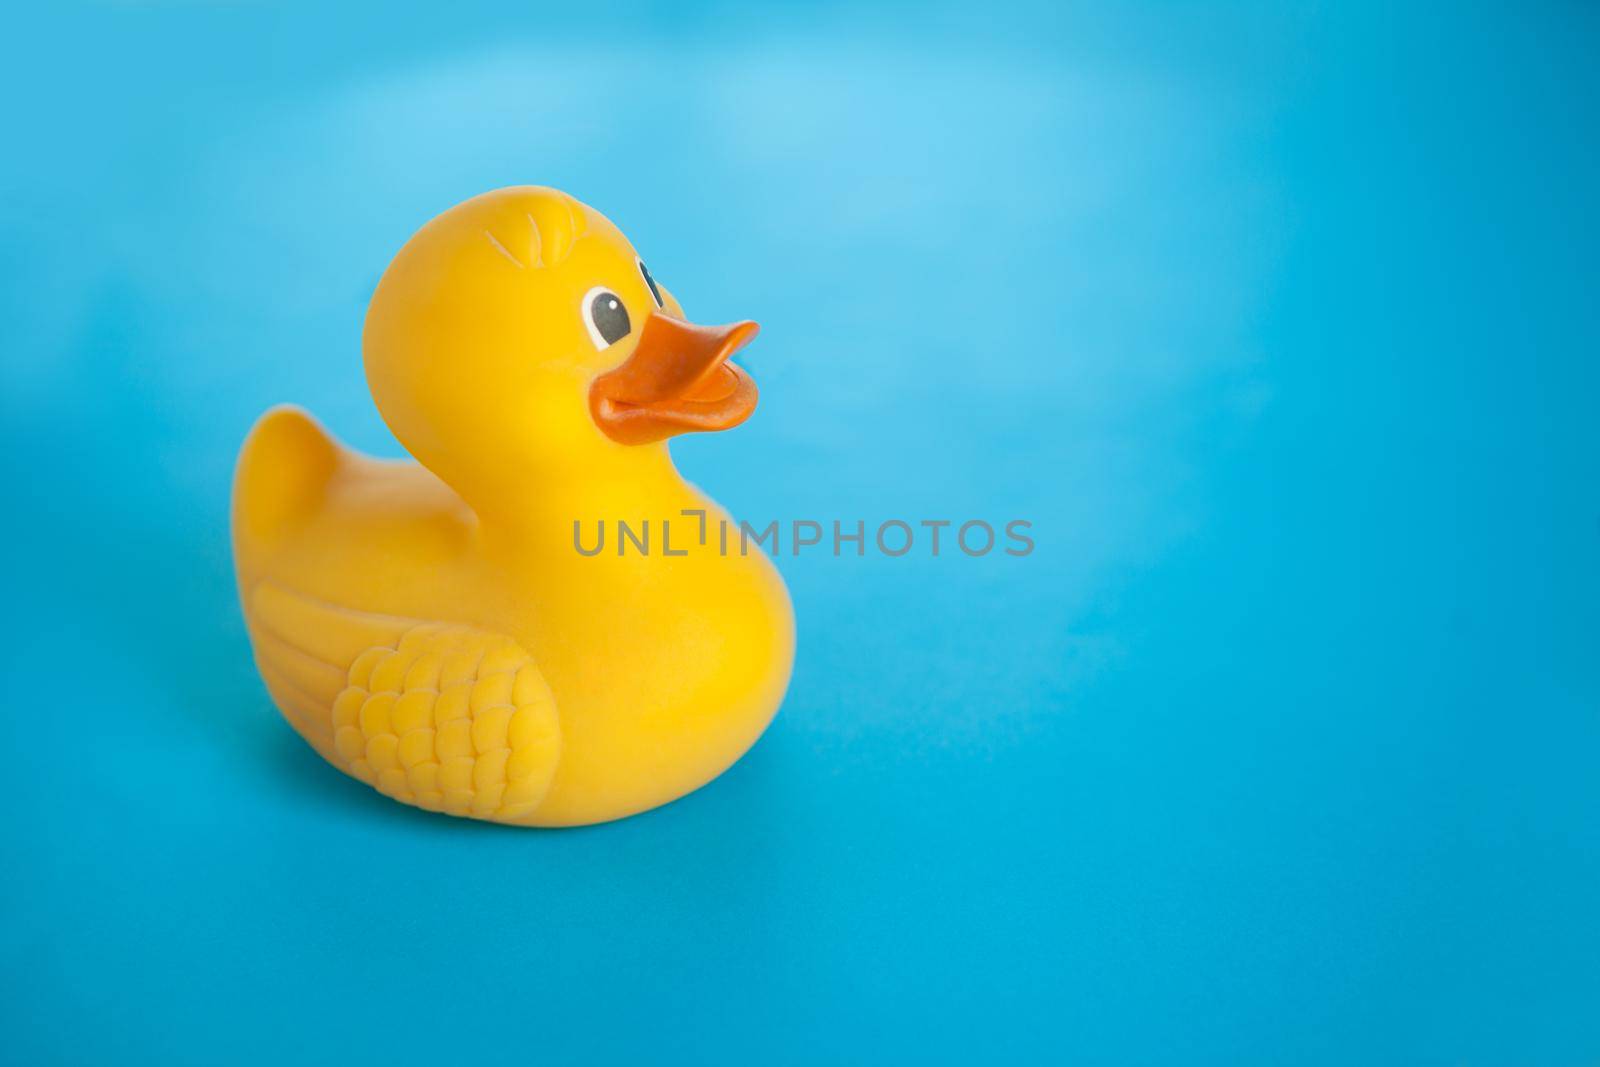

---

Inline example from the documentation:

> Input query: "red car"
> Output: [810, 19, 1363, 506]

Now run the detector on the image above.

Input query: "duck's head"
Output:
[363, 187, 758, 504]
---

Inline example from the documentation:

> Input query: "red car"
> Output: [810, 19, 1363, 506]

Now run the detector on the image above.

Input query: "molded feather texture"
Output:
[248, 583, 561, 825]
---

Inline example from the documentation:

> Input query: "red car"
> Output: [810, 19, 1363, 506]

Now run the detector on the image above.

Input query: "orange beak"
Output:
[589, 313, 760, 445]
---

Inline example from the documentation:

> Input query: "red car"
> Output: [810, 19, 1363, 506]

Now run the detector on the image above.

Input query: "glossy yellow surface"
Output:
[232, 187, 795, 826]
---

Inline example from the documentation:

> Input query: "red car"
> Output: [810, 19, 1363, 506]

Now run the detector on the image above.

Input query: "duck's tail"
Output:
[232, 405, 343, 570]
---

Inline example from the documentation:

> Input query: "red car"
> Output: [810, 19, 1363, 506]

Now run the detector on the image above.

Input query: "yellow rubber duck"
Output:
[232, 187, 795, 827]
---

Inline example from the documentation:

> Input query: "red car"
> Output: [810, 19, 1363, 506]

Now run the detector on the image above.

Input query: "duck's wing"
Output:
[245, 581, 562, 825]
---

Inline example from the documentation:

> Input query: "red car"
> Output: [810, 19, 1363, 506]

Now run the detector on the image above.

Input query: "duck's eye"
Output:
[581, 287, 632, 349]
[637, 259, 664, 308]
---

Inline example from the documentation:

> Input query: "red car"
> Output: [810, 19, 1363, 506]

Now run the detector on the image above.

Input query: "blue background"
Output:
[3, 3, 1597, 1063]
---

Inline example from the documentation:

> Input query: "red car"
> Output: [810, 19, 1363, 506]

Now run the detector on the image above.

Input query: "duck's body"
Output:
[232, 188, 794, 827]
